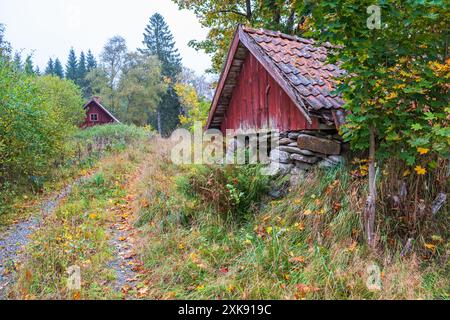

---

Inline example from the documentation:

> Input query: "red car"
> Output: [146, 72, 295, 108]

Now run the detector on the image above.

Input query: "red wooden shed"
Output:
[81, 97, 120, 128]
[206, 25, 346, 134]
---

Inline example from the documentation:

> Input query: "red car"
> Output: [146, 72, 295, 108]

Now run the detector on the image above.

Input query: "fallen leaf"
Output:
[219, 267, 229, 274]
[424, 243, 436, 252]
[288, 256, 305, 264]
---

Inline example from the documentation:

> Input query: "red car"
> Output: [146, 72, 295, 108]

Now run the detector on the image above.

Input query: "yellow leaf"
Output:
[402, 169, 410, 177]
[414, 166, 426, 175]
[289, 256, 305, 264]
[294, 222, 305, 231]
[424, 243, 436, 251]
[417, 147, 429, 155]
[226, 284, 235, 293]
[119, 236, 126, 241]
[266, 226, 273, 234]
[303, 209, 313, 216]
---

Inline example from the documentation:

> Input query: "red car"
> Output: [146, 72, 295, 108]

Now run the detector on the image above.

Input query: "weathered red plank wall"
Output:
[220, 53, 318, 133]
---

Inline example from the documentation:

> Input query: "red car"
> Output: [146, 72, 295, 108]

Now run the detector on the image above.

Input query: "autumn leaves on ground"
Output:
[0, 125, 447, 300]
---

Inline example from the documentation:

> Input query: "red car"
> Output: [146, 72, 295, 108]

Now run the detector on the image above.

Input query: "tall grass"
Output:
[133, 140, 448, 300]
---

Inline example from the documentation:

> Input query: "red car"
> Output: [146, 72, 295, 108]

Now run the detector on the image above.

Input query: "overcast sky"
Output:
[0, 0, 212, 74]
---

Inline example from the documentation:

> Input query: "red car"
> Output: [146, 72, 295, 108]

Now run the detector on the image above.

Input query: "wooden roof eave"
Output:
[205, 26, 242, 130]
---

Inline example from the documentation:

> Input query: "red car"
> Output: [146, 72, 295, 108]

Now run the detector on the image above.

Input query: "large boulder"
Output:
[269, 149, 291, 164]
[297, 134, 341, 155]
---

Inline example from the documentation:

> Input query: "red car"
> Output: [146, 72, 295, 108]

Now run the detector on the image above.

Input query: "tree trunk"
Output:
[365, 125, 377, 248]
[157, 110, 162, 135]
[286, 8, 296, 33]
[245, 0, 252, 21]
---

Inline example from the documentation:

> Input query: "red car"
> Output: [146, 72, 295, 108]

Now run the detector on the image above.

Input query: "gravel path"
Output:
[108, 159, 150, 299]
[0, 176, 89, 299]
[108, 194, 146, 299]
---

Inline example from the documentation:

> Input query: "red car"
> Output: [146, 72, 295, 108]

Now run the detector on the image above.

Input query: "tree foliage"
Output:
[308, 0, 449, 245]
[77, 51, 87, 89]
[118, 53, 167, 125]
[65, 48, 78, 82]
[310, 0, 449, 168]
[172, 0, 310, 73]
[24, 55, 35, 75]
[45, 58, 55, 75]
[140, 13, 182, 79]
[86, 49, 97, 72]
[0, 59, 83, 192]
[175, 82, 210, 131]
[140, 13, 183, 135]
[53, 58, 64, 79]
[100, 36, 127, 113]
[34, 75, 85, 126]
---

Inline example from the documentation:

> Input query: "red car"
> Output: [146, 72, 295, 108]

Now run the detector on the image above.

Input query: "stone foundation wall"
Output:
[267, 130, 346, 184]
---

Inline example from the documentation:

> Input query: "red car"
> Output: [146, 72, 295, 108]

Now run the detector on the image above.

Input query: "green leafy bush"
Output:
[33, 75, 85, 127]
[0, 60, 63, 186]
[176, 164, 270, 221]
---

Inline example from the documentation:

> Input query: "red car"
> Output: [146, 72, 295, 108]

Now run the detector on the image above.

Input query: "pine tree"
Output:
[140, 13, 182, 79]
[86, 49, 97, 72]
[54, 58, 64, 78]
[24, 55, 35, 75]
[77, 51, 87, 88]
[45, 58, 55, 75]
[65, 48, 78, 82]
[140, 13, 182, 134]
[13, 52, 22, 71]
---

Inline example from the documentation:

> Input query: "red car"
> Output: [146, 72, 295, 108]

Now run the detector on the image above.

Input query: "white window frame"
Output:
[90, 113, 98, 122]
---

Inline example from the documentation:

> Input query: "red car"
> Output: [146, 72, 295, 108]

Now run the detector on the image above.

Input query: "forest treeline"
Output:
[6, 13, 213, 135]
[0, 13, 212, 215]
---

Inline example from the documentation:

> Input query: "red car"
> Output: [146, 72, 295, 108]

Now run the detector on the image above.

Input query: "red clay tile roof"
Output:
[242, 26, 346, 112]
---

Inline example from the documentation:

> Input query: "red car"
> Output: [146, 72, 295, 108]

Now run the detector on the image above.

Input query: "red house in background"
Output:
[81, 97, 120, 128]
[206, 25, 346, 134]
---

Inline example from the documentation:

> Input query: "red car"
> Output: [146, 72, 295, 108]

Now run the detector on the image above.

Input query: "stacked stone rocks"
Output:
[267, 130, 344, 181]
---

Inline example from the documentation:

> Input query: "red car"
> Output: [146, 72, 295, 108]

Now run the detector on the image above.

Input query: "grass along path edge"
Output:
[8, 142, 152, 299]
[0, 172, 96, 299]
